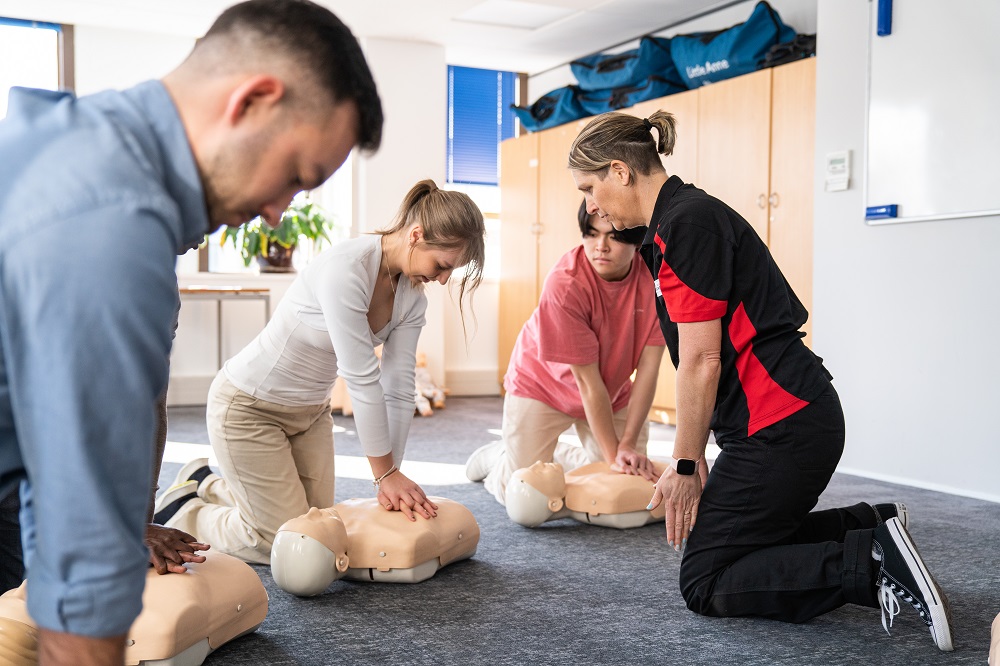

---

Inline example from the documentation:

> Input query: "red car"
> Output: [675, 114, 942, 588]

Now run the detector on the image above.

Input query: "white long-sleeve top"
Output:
[223, 234, 426, 462]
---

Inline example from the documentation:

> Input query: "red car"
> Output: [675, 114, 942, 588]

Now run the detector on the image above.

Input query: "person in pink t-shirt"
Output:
[466, 200, 666, 505]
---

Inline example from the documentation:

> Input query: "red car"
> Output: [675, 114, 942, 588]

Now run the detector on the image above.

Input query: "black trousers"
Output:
[679, 384, 881, 623]
[0, 487, 22, 594]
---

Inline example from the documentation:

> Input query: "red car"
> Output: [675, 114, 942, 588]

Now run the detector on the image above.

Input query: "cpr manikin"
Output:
[505, 460, 668, 529]
[0, 551, 267, 666]
[270, 497, 479, 597]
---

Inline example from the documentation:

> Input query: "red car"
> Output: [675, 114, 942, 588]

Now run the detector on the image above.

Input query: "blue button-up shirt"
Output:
[0, 81, 209, 636]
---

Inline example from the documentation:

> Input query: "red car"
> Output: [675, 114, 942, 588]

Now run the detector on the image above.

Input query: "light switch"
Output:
[825, 150, 850, 192]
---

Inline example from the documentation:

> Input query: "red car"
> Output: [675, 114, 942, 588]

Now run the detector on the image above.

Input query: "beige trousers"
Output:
[484, 393, 649, 505]
[168, 372, 334, 564]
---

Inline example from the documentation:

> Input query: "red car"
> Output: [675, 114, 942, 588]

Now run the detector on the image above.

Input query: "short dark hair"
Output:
[577, 199, 646, 246]
[204, 0, 383, 152]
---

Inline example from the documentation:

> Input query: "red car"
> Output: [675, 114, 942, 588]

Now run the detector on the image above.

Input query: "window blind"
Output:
[447, 65, 516, 186]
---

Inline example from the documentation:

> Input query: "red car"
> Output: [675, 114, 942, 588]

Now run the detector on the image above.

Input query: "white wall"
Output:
[528, 0, 817, 101]
[443, 279, 500, 396]
[73, 24, 192, 94]
[352, 38, 502, 395]
[354, 38, 449, 390]
[814, 0, 1000, 502]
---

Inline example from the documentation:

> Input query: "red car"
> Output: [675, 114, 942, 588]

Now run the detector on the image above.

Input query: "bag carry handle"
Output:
[571, 52, 637, 73]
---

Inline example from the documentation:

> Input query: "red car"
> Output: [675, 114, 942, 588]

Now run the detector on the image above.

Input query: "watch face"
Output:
[676, 458, 697, 476]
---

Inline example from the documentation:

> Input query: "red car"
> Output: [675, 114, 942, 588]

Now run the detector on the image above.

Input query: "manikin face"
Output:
[571, 162, 644, 231]
[201, 100, 360, 233]
[402, 226, 466, 286]
[581, 214, 636, 282]
[521, 461, 567, 497]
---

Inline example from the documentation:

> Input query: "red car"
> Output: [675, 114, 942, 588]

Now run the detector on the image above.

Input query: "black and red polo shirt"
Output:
[639, 176, 832, 442]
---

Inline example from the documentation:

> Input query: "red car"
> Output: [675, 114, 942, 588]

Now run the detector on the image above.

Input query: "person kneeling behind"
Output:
[467, 200, 665, 503]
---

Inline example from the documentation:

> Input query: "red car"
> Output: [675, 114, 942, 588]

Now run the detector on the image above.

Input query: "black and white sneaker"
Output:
[871, 517, 953, 651]
[873, 502, 909, 528]
[153, 480, 198, 525]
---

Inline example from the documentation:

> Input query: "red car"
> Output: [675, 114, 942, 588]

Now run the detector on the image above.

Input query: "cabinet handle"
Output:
[530, 223, 543, 235]
[769, 192, 780, 208]
[757, 194, 767, 209]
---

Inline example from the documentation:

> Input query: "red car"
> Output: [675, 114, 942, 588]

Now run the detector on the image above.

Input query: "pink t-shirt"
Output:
[504, 245, 665, 420]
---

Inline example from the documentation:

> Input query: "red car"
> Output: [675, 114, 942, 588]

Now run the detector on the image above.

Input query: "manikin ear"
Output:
[608, 160, 633, 187]
[222, 75, 286, 128]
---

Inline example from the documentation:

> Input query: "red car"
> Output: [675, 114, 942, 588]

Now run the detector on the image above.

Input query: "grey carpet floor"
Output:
[161, 397, 999, 665]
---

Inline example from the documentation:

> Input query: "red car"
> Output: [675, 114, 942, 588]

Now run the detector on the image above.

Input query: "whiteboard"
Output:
[865, 0, 1000, 225]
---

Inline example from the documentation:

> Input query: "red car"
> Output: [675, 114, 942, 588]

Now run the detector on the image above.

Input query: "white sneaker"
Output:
[465, 442, 502, 482]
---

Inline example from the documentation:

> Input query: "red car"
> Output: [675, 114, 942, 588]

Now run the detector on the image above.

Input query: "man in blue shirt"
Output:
[0, 1, 382, 662]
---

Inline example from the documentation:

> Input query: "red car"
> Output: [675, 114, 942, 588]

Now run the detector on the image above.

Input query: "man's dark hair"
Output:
[577, 199, 646, 246]
[205, 0, 383, 152]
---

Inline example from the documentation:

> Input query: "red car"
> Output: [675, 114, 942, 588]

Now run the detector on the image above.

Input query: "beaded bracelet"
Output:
[373, 465, 399, 491]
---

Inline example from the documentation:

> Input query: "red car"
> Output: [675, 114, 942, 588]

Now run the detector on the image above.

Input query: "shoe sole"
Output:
[172, 458, 211, 489]
[886, 518, 953, 651]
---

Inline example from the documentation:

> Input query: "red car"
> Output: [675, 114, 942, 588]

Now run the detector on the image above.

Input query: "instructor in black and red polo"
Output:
[566, 110, 953, 652]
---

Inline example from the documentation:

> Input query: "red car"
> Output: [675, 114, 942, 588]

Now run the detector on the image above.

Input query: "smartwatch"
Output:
[670, 456, 698, 476]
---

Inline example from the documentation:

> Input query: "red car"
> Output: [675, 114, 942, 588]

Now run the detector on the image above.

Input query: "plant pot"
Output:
[258, 242, 296, 273]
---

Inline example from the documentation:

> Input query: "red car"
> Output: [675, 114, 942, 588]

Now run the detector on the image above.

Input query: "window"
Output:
[0, 18, 63, 119]
[447, 65, 517, 186]
[447, 66, 518, 281]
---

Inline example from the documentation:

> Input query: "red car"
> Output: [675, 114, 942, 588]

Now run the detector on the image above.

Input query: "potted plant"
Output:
[221, 198, 334, 273]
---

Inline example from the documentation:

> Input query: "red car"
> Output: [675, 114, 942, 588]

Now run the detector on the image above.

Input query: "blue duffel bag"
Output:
[670, 1, 796, 88]
[577, 75, 686, 116]
[571, 36, 682, 91]
[511, 85, 587, 132]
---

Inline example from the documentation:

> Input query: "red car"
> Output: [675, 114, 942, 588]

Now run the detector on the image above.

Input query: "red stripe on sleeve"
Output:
[729, 302, 809, 435]
[654, 233, 727, 322]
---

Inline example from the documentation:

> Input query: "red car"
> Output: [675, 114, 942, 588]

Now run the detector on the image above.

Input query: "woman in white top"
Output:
[157, 180, 485, 564]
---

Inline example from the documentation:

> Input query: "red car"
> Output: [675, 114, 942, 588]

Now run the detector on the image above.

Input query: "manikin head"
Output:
[271, 507, 350, 596]
[505, 461, 567, 528]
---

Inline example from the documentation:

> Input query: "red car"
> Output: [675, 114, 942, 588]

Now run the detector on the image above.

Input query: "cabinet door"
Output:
[697, 69, 772, 240]
[498, 134, 540, 386]
[537, 118, 593, 287]
[768, 58, 816, 345]
[630, 88, 699, 185]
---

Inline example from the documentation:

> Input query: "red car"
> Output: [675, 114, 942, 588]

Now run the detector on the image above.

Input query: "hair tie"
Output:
[642, 117, 653, 131]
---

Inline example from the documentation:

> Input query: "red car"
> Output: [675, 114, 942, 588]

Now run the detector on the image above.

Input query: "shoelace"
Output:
[878, 576, 932, 635]
[878, 579, 901, 634]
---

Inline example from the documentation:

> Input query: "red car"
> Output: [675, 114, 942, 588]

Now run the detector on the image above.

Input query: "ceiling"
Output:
[0, 0, 740, 75]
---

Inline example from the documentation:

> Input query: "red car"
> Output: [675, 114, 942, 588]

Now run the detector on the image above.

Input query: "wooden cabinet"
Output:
[498, 133, 540, 387]
[629, 87, 700, 184]
[497, 117, 595, 386]
[697, 69, 773, 240]
[768, 58, 816, 344]
[498, 59, 817, 419]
